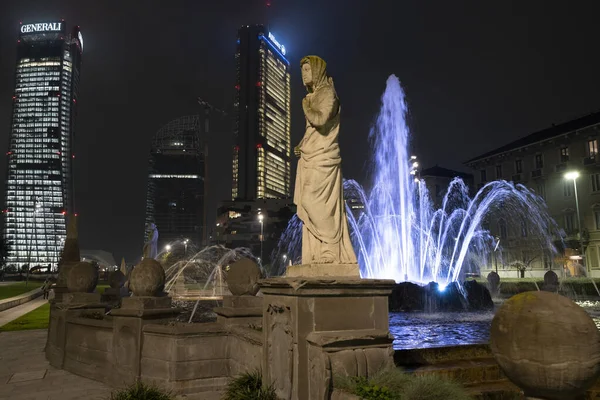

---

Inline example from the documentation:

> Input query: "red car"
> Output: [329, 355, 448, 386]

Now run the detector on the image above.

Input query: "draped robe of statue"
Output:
[294, 56, 358, 265]
[142, 223, 159, 260]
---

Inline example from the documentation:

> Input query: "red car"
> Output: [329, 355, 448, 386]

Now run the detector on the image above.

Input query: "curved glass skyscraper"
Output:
[3, 21, 83, 269]
[145, 116, 206, 251]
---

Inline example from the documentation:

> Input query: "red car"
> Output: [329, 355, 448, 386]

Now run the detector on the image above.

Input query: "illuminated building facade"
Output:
[3, 21, 83, 268]
[232, 25, 291, 200]
[145, 116, 206, 251]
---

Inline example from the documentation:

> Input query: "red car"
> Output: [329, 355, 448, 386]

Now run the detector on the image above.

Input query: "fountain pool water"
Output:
[272, 75, 559, 287]
[392, 299, 600, 349]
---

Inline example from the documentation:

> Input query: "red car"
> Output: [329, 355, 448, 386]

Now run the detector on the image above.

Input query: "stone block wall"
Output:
[63, 317, 114, 381]
[50, 308, 264, 394]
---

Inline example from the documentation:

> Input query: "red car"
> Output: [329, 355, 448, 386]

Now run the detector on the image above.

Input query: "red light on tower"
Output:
[72, 154, 75, 159]
[256, 81, 262, 87]
[61, 211, 66, 215]
[234, 145, 240, 151]
[74, 213, 78, 217]
[234, 84, 240, 90]
[256, 144, 262, 149]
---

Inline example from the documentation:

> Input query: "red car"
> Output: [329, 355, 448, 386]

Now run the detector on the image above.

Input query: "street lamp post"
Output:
[184, 239, 188, 256]
[258, 213, 264, 266]
[565, 171, 585, 272]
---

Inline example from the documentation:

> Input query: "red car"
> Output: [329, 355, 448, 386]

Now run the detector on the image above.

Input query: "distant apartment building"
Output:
[420, 166, 474, 207]
[465, 111, 600, 277]
[213, 199, 295, 267]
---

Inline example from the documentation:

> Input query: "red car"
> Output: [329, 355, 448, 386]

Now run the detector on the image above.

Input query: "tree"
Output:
[0, 238, 11, 270]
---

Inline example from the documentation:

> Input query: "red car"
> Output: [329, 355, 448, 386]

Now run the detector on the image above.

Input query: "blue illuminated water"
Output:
[273, 75, 558, 287]
[391, 301, 600, 349]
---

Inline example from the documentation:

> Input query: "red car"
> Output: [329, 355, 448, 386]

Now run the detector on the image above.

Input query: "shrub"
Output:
[109, 381, 173, 400]
[335, 367, 471, 400]
[402, 375, 471, 400]
[222, 370, 277, 400]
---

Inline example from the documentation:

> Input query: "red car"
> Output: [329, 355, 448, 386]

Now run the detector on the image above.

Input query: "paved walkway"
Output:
[0, 297, 47, 327]
[0, 330, 113, 400]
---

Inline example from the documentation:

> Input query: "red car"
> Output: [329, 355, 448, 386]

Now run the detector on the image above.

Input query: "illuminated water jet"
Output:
[273, 75, 558, 286]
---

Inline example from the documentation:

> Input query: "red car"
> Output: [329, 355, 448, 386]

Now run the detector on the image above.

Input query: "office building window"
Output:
[564, 181, 573, 197]
[480, 169, 487, 182]
[595, 211, 600, 230]
[560, 147, 569, 162]
[593, 174, 600, 193]
[536, 182, 546, 199]
[498, 220, 507, 239]
[535, 154, 543, 169]
[588, 139, 598, 157]
[565, 213, 575, 232]
[495, 165, 502, 179]
[515, 159, 522, 173]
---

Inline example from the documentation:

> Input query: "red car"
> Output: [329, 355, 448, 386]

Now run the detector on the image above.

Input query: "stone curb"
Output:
[0, 286, 42, 312]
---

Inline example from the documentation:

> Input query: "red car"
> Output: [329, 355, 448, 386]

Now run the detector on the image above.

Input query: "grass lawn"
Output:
[0, 302, 50, 331]
[0, 284, 110, 332]
[0, 281, 43, 300]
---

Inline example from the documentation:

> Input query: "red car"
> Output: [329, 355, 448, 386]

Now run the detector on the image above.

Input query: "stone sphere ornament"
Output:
[129, 258, 165, 296]
[490, 291, 600, 399]
[226, 258, 263, 296]
[542, 270, 559, 292]
[108, 270, 126, 289]
[66, 262, 99, 293]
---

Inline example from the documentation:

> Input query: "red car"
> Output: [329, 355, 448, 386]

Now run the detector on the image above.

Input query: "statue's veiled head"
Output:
[301, 55, 328, 93]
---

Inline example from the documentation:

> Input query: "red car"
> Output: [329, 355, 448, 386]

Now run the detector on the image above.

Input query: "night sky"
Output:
[1, 0, 600, 263]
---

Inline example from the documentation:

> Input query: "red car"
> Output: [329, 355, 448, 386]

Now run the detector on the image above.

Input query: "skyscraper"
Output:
[3, 21, 83, 268]
[232, 25, 291, 200]
[145, 116, 206, 251]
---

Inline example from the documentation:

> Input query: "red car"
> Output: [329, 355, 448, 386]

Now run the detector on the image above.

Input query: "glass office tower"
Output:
[3, 21, 83, 268]
[232, 25, 291, 200]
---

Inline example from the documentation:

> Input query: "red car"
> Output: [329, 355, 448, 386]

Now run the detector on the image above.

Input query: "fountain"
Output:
[273, 75, 559, 293]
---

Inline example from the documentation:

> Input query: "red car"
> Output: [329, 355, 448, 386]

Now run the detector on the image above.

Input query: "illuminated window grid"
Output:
[232, 147, 239, 200]
[256, 147, 265, 198]
[4, 53, 72, 266]
[265, 151, 288, 197]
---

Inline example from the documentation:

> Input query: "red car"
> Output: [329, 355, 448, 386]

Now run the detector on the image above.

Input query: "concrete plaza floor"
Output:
[0, 329, 113, 400]
[0, 328, 220, 400]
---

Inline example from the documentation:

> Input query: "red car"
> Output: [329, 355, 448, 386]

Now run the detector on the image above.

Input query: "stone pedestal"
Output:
[214, 295, 263, 326]
[109, 296, 180, 386]
[45, 292, 105, 368]
[285, 263, 360, 278]
[102, 287, 129, 304]
[259, 277, 395, 400]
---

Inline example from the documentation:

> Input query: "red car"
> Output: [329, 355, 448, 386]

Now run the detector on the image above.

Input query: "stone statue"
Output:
[142, 223, 158, 260]
[293, 55, 357, 265]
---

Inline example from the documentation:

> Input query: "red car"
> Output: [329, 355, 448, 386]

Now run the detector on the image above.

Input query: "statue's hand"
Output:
[294, 145, 302, 158]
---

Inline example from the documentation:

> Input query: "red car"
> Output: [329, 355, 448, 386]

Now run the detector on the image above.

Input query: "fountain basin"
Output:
[389, 280, 493, 312]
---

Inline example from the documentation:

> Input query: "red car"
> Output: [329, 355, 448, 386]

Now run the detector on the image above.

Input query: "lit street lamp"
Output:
[183, 239, 189, 255]
[565, 171, 585, 272]
[165, 244, 171, 252]
[258, 213, 264, 266]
